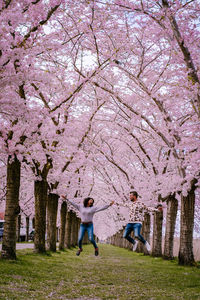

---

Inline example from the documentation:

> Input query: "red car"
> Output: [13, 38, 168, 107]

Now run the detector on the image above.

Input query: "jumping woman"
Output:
[61, 195, 114, 256]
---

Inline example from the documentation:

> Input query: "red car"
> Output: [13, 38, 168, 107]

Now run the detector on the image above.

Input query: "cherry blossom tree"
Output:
[0, 0, 62, 259]
[0, 0, 199, 266]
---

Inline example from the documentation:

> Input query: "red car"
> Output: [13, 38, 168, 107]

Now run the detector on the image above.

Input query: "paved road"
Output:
[0, 243, 34, 250]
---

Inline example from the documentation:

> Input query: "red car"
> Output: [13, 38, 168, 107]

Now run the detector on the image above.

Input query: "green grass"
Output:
[0, 244, 200, 299]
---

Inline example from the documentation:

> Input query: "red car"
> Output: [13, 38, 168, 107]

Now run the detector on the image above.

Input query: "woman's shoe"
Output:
[76, 248, 83, 256]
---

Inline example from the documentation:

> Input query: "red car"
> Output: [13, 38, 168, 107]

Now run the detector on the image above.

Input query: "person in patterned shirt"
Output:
[123, 191, 162, 252]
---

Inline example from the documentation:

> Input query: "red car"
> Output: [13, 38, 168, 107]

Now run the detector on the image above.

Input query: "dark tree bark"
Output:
[137, 213, 151, 255]
[64, 210, 73, 248]
[34, 179, 48, 253]
[46, 193, 59, 252]
[163, 195, 178, 260]
[74, 216, 80, 247]
[25, 217, 29, 242]
[152, 210, 163, 257]
[1, 155, 20, 260]
[59, 201, 67, 250]
[16, 215, 21, 242]
[178, 180, 196, 266]
[32, 217, 35, 229]
[70, 212, 77, 247]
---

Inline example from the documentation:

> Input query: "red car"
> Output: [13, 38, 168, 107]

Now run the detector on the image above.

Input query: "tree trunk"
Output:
[16, 215, 21, 242]
[178, 182, 196, 266]
[34, 179, 48, 253]
[25, 217, 29, 242]
[32, 217, 35, 229]
[74, 216, 80, 247]
[163, 195, 178, 260]
[64, 210, 73, 248]
[1, 155, 21, 260]
[59, 201, 67, 250]
[46, 193, 58, 252]
[137, 213, 150, 255]
[70, 212, 77, 247]
[152, 210, 163, 257]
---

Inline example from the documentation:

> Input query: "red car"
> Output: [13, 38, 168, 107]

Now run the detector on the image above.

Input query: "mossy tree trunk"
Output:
[25, 217, 29, 242]
[16, 215, 21, 242]
[178, 180, 196, 266]
[64, 210, 73, 248]
[34, 179, 48, 253]
[32, 217, 35, 229]
[1, 155, 21, 260]
[59, 201, 67, 250]
[163, 195, 178, 260]
[137, 213, 151, 255]
[70, 212, 77, 247]
[152, 210, 163, 257]
[74, 216, 80, 247]
[47, 193, 59, 252]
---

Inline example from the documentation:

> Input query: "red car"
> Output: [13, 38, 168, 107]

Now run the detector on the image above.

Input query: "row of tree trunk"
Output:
[107, 192, 196, 266]
[35, 191, 86, 253]
[0, 155, 197, 266]
[15, 215, 34, 242]
[1, 156, 88, 259]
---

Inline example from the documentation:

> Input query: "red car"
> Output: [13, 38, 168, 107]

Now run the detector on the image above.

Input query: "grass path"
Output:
[0, 244, 200, 300]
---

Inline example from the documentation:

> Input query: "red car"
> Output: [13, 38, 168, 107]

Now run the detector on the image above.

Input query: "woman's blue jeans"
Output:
[123, 223, 146, 245]
[78, 223, 98, 249]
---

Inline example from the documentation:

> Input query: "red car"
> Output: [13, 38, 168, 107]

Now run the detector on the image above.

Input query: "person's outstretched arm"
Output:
[145, 203, 163, 213]
[115, 201, 129, 208]
[61, 195, 80, 211]
[94, 201, 114, 213]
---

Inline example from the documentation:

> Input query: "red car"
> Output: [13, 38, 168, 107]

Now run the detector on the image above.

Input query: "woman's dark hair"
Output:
[83, 197, 94, 207]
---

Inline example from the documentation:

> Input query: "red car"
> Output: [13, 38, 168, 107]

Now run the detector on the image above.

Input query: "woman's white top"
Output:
[67, 199, 110, 223]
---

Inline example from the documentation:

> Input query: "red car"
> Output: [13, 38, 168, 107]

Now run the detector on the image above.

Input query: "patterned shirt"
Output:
[125, 201, 158, 224]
